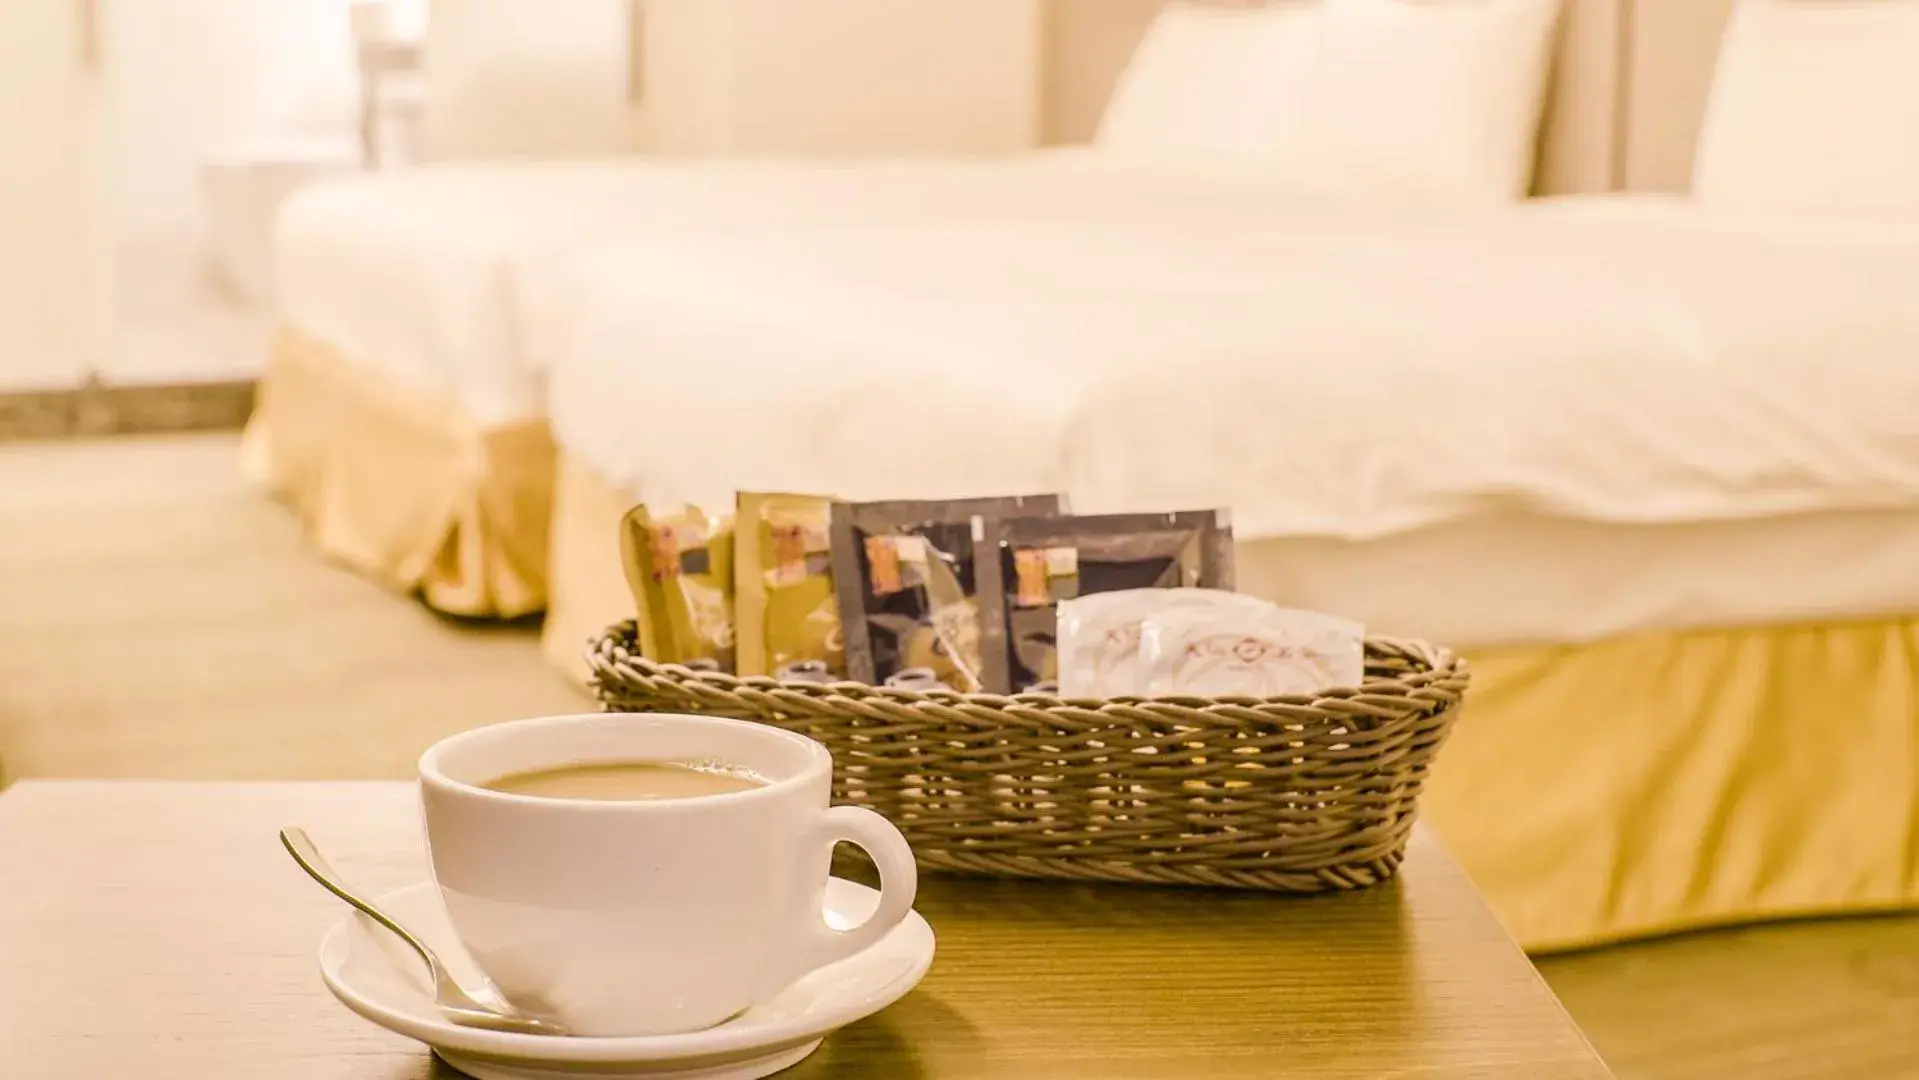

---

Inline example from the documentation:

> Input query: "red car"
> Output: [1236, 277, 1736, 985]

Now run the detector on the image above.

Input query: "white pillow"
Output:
[1095, 2, 1320, 159]
[1293, 0, 1563, 206]
[1095, 0, 1561, 206]
[1694, 0, 1919, 216]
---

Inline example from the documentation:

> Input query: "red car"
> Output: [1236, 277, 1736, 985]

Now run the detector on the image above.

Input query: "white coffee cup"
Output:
[418, 713, 919, 1037]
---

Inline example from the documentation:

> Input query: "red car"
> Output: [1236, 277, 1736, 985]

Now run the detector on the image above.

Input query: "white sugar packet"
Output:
[1139, 605, 1365, 699]
[1057, 588, 1272, 698]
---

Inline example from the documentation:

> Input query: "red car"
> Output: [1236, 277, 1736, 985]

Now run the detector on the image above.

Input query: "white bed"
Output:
[270, 152, 1449, 428]
[542, 198, 1919, 650]
[247, 0, 1617, 618]
[253, 152, 1509, 618]
[536, 197, 1919, 953]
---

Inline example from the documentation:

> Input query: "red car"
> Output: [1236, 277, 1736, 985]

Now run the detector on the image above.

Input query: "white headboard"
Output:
[1041, 0, 1630, 195]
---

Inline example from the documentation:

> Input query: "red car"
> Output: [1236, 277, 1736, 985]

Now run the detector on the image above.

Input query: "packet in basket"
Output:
[1056, 587, 1270, 698]
[734, 492, 841, 679]
[831, 495, 1060, 692]
[619, 504, 735, 672]
[978, 511, 1235, 695]
[1139, 604, 1365, 698]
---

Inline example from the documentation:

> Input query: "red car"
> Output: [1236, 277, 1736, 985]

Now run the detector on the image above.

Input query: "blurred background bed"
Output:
[244, 0, 1617, 619]
[524, 0, 1919, 954]
[228, 0, 1919, 959]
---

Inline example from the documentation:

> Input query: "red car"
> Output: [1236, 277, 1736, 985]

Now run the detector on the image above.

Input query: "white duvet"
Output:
[545, 199, 1919, 542]
[273, 152, 1417, 424]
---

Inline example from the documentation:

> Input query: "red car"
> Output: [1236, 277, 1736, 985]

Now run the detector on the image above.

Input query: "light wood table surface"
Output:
[0, 781, 1613, 1079]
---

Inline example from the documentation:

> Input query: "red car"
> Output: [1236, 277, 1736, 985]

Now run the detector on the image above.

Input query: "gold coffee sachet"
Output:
[618, 504, 736, 672]
[735, 493, 843, 679]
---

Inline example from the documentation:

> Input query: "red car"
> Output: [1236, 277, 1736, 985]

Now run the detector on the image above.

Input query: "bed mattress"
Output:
[543, 200, 1919, 648]
[272, 152, 1422, 427]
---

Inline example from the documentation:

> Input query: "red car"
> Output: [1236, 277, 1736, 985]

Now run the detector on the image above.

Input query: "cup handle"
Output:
[793, 805, 918, 975]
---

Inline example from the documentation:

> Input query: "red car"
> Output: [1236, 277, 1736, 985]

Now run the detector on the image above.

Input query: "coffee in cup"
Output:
[480, 759, 769, 801]
[418, 713, 919, 1037]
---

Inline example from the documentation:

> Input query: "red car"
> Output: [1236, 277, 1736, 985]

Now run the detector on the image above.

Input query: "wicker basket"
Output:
[587, 622, 1469, 893]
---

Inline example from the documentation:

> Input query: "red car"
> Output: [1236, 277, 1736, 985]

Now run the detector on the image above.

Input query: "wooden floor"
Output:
[2, 432, 1915, 1080]
[0, 432, 587, 780]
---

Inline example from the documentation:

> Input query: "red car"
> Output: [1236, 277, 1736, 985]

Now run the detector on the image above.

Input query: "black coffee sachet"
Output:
[974, 510, 1234, 694]
[830, 495, 1061, 691]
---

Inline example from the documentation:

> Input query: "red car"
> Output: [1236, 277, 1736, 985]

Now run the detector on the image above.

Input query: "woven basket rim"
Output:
[587, 620, 1470, 718]
[585, 619, 1470, 894]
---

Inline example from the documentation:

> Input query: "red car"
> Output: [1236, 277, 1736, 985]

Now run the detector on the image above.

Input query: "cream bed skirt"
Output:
[540, 449, 1919, 953]
[242, 329, 555, 619]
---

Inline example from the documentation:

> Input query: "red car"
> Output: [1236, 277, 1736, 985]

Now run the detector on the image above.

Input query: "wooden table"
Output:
[0, 782, 1613, 1079]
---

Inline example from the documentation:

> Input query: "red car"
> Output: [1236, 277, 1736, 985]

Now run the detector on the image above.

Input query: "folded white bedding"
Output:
[545, 201, 1919, 546]
[273, 152, 1422, 424]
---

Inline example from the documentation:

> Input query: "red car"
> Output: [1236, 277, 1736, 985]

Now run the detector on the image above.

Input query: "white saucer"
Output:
[317, 879, 935, 1080]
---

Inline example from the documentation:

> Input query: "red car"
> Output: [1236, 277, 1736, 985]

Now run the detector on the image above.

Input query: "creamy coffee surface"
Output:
[482, 760, 768, 801]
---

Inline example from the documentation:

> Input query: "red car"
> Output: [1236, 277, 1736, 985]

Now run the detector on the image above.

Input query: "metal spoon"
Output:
[280, 827, 569, 1037]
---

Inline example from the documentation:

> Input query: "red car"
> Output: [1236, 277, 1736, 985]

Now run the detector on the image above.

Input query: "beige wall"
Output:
[422, 0, 633, 161]
[104, 0, 358, 258]
[0, 0, 106, 390]
[732, 0, 1041, 155]
[444, 0, 1040, 159]
[662, 0, 1042, 156]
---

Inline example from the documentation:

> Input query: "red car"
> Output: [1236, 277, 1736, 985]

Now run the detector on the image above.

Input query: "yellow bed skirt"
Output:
[242, 329, 555, 619]
[540, 450, 1919, 953]
[540, 452, 641, 684]
[1431, 626, 1918, 953]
